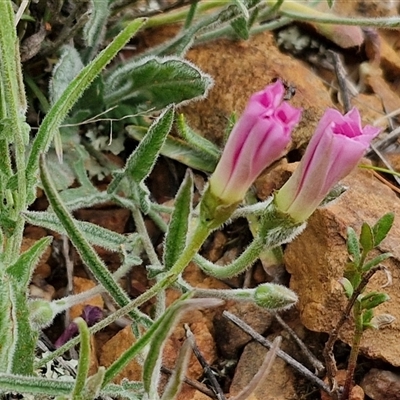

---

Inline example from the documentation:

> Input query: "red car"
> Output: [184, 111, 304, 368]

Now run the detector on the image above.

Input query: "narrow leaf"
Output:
[71, 318, 91, 399]
[6, 236, 52, 285]
[359, 222, 373, 253]
[108, 105, 174, 193]
[163, 170, 193, 270]
[362, 252, 392, 273]
[160, 338, 192, 400]
[339, 277, 354, 298]
[231, 16, 250, 40]
[84, 0, 110, 53]
[373, 212, 394, 246]
[126, 124, 218, 173]
[23, 210, 141, 256]
[176, 113, 221, 159]
[359, 292, 390, 310]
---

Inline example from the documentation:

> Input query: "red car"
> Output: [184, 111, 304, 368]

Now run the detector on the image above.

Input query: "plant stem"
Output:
[341, 302, 363, 400]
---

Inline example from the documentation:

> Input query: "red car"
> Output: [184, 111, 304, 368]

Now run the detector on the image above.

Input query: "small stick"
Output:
[329, 50, 352, 113]
[185, 325, 226, 400]
[161, 366, 218, 399]
[273, 313, 325, 374]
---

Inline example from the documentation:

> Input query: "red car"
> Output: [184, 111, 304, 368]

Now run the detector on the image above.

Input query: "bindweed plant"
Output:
[0, 0, 399, 399]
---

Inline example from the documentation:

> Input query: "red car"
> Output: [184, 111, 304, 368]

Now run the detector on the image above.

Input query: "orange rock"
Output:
[99, 325, 142, 383]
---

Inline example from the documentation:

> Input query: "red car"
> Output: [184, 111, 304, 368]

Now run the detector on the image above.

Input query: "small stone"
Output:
[229, 340, 297, 400]
[361, 369, 400, 400]
[99, 325, 142, 383]
[214, 301, 273, 359]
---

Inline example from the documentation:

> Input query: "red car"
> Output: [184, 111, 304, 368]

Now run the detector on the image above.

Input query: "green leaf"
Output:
[104, 56, 213, 110]
[231, 16, 250, 40]
[373, 212, 394, 246]
[126, 124, 218, 173]
[26, 18, 148, 200]
[72, 318, 91, 399]
[22, 211, 141, 257]
[359, 291, 390, 310]
[84, 0, 110, 54]
[339, 277, 354, 298]
[346, 227, 360, 265]
[362, 308, 374, 329]
[160, 338, 192, 400]
[49, 45, 84, 105]
[6, 237, 52, 285]
[163, 170, 193, 270]
[360, 222, 373, 253]
[319, 184, 347, 207]
[108, 105, 175, 194]
[0, 212, 17, 237]
[361, 252, 392, 273]
[326, 0, 334, 7]
[176, 113, 221, 159]
[344, 262, 361, 290]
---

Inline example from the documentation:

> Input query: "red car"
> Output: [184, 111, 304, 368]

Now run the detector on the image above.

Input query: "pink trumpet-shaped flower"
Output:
[208, 81, 302, 205]
[274, 108, 381, 223]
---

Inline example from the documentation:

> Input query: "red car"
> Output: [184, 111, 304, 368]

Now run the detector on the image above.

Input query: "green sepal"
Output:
[359, 291, 390, 310]
[346, 227, 360, 265]
[108, 105, 175, 195]
[373, 212, 394, 246]
[104, 56, 213, 110]
[359, 222, 373, 254]
[6, 236, 52, 285]
[163, 170, 193, 270]
[339, 277, 354, 298]
[199, 185, 240, 230]
[361, 252, 392, 273]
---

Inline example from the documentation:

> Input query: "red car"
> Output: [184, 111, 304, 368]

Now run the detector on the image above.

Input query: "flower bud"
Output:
[275, 108, 380, 223]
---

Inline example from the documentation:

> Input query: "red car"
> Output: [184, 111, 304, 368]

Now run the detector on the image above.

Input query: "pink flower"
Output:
[208, 81, 301, 205]
[274, 108, 380, 223]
